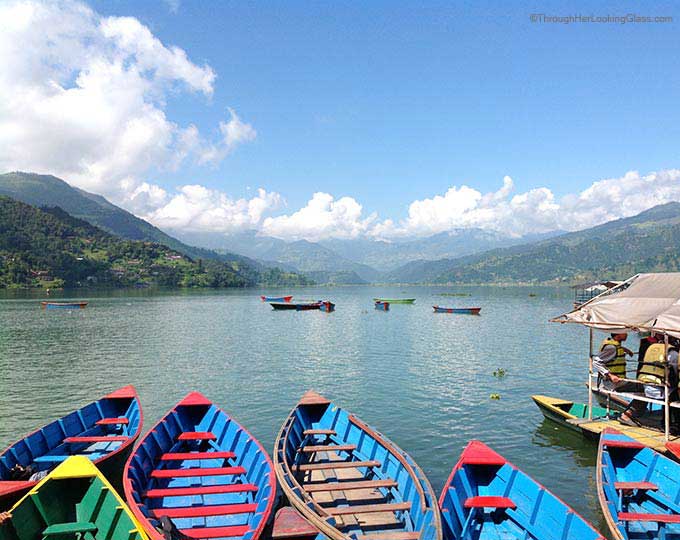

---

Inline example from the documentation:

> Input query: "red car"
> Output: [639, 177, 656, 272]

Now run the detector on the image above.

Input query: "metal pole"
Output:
[665, 332, 670, 441]
[589, 328, 594, 421]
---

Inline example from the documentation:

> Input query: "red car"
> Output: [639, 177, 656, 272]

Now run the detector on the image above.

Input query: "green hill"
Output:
[432, 202, 680, 284]
[0, 196, 309, 289]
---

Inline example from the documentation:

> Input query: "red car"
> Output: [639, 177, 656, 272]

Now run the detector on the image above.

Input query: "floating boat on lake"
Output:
[0, 456, 148, 540]
[532, 395, 617, 431]
[270, 301, 322, 311]
[40, 301, 88, 309]
[597, 428, 680, 539]
[261, 295, 293, 302]
[274, 390, 442, 540]
[372, 298, 415, 304]
[374, 301, 389, 311]
[123, 391, 276, 540]
[319, 301, 335, 312]
[432, 306, 481, 314]
[440, 440, 604, 540]
[0, 385, 142, 509]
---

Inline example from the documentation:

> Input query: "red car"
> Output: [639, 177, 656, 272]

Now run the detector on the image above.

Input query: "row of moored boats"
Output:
[262, 295, 481, 314]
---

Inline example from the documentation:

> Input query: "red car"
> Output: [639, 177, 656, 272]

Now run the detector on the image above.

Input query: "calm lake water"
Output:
[0, 285, 609, 532]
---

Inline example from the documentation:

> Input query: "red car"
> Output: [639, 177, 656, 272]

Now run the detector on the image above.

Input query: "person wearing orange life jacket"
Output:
[592, 332, 636, 390]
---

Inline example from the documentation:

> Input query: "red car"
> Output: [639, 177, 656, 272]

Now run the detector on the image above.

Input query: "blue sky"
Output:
[2, 0, 680, 239]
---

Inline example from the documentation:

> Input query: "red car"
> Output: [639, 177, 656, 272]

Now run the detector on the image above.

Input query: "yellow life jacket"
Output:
[638, 342, 668, 385]
[600, 338, 627, 377]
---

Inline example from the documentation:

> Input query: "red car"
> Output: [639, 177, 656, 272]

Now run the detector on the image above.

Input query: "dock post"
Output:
[665, 332, 670, 441]
[588, 327, 594, 421]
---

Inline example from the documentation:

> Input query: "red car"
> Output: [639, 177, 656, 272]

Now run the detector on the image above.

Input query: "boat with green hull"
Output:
[0, 456, 147, 540]
[372, 297, 416, 304]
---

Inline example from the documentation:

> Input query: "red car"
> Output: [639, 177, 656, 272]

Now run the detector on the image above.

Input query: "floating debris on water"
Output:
[492, 368, 506, 378]
[490, 393, 501, 400]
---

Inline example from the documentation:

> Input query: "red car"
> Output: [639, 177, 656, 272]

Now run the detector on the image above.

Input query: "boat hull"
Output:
[597, 428, 680, 540]
[1, 456, 148, 540]
[0, 385, 142, 510]
[41, 301, 88, 309]
[123, 391, 276, 540]
[273, 390, 442, 540]
[372, 298, 415, 304]
[271, 301, 321, 310]
[261, 295, 293, 302]
[433, 306, 481, 314]
[374, 301, 389, 310]
[531, 394, 615, 432]
[439, 440, 604, 540]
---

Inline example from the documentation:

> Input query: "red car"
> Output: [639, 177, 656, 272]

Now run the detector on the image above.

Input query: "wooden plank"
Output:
[615, 481, 658, 491]
[325, 502, 411, 516]
[304, 479, 397, 493]
[295, 460, 380, 472]
[150, 503, 256, 518]
[150, 466, 245, 478]
[145, 484, 257, 498]
[304, 429, 336, 436]
[160, 451, 235, 461]
[177, 432, 216, 441]
[357, 533, 420, 540]
[618, 512, 680, 523]
[301, 444, 356, 454]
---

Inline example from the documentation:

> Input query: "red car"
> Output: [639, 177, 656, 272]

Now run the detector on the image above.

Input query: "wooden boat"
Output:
[271, 301, 322, 311]
[432, 306, 481, 314]
[0, 385, 142, 509]
[273, 390, 442, 540]
[375, 301, 390, 311]
[532, 395, 617, 431]
[0, 456, 148, 540]
[597, 428, 680, 539]
[40, 301, 88, 309]
[440, 440, 604, 540]
[372, 298, 415, 304]
[123, 391, 276, 540]
[261, 295, 293, 302]
[319, 301, 335, 312]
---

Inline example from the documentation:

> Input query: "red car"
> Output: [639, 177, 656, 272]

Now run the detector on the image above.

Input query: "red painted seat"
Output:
[464, 496, 517, 509]
[145, 483, 257, 498]
[95, 418, 129, 425]
[615, 482, 658, 491]
[178, 432, 216, 441]
[160, 451, 235, 461]
[604, 440, 646, 449]
[179, 526, 250, 539]
[618, 512, 680, 523]
[150, 466, 245, 478]
[64, 436, 128, 443]
[150, 503, 257, 519]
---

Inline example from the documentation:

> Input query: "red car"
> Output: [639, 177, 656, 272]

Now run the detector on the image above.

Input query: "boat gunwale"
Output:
[273, 392, 441, 540]
[0, 385, 143, 501]
[122, 392, 276, 540]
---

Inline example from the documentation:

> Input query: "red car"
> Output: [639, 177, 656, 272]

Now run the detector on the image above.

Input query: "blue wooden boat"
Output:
[0, 385, 142, 509]
[597, 428, 680, 539]
[433, 306, 481, 315]
[440, 440, 604, 540]
[261, 295, 293, 302]
[123, 391, 276, 540]
[274, 390, 442, 540]
[319, 301, 335, 312]
[375, 301, 389, 311]
[41, 301, 88, 309]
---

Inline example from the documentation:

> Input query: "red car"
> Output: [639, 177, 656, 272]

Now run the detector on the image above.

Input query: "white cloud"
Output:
[0, 0, 254, 203]
[261, 192, 377, 241]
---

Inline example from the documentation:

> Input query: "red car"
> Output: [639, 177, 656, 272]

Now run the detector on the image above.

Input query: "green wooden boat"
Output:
[532, 394, 617, 432]
[372, 297, 416, 304]
[0, 456, 147, 540]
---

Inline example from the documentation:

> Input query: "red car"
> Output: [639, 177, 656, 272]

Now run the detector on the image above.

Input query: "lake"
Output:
[0, 285, 609, 532]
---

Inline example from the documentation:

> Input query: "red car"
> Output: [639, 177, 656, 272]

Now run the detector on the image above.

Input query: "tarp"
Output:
[554, 273, 680, 337]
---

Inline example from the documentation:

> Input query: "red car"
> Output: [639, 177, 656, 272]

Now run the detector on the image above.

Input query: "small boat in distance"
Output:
[124, 391, 276, 540]
[270, 301, 322, 311]
[440, 440, 604, 540]
[375, 300, 390, 310]
[372, 297, 416, 304]
[1, 456, 148, 540]
[319, 300, 335, 312]
[433, 305, 481, 314]
[261, 295, 293, 302]
[274, 390, 442, 540]
[41, 301, 88, 309]
[597, 428, 680, 539]
[0, 385, 142, 508]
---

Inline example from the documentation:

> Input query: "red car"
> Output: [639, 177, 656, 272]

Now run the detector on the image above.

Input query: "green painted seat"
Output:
[42, 521, 97, 536]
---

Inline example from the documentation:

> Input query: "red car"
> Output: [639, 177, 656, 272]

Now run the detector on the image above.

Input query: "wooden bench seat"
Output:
[150, 466, 245, 478]
[304, 429, 336, 436]
[356, 533, 420, 540]
[33, 455, 70, 464]
[604, 440, 646, 449]
[95, 418, 129, 426]
[178, 432, 216, 441]
[64, 436, 128, 443]
[160, 451, 235, 461]
[145, 483, 257, 498]
[43, 521, 97, 536]
[618, 512, 680, 523]
[295, 460, 380, 472]
[150, 503, 257, 519]
[179, 525, 250, 539]
[301, 444, 356, 454]
[615, 481, 658, 491]
[304, 479, 397, 493]
[325, 502, 411, 516]
[464, 496, 517, 509]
